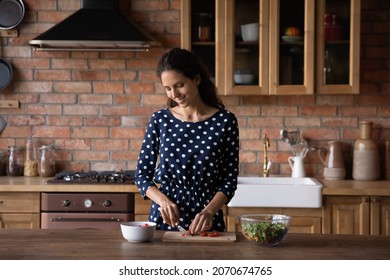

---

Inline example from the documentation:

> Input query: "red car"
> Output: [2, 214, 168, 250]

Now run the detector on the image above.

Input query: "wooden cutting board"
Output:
[162, 231, 236, 243]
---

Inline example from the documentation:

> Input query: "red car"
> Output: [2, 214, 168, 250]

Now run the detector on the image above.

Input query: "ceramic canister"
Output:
[353, 121, 380, 181]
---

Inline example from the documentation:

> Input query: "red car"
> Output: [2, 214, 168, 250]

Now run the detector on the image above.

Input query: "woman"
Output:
[135, 48, 239, 235]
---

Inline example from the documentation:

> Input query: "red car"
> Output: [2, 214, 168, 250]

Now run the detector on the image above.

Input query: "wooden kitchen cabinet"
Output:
[316, 0, 361, 94]
[226, 206, 322, 234]
[370, 196, 390, 236]
[181, 0, 360, 95]
[134, 194, 151, 221]
[0, 192, 40, 229]
[322, 195, 390, 236]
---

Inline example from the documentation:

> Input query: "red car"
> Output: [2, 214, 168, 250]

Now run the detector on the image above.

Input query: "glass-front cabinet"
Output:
[181, 0, 360, 95]
[316, 0, 361, 94]
[269, 0, 315, 95]
[225, 0, 268, 95]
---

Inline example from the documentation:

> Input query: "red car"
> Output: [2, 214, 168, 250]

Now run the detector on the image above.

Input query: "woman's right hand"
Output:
[159, 200, 180, 227]
[146, 186, 179, 227]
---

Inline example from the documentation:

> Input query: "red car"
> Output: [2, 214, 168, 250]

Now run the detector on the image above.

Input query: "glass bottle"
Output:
[24, 139, 39, 177]
[7, 146, 24, 176]
[38, 145, 56, 177]
[352, 121, 380, 180]
[324, 50, 334, 85]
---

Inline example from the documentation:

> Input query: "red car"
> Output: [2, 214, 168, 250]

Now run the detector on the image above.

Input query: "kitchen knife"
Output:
[177, 225, 186, 232]
[177, 225, 191, 235]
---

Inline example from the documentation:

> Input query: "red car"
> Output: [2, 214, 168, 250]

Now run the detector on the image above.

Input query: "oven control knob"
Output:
[83, 199, 93, 208]
[62, 200, 71, 207]
[102, 200, 112, 207]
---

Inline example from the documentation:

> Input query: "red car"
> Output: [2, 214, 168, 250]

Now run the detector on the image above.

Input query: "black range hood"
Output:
[28, 0, 160, 52]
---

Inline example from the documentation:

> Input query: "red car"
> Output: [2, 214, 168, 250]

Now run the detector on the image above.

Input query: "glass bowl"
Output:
[238, 214, 291, 246]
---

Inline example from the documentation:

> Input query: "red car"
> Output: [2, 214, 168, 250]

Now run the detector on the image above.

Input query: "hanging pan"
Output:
[0, 0, 25, 30]
[0, 57, 13, 90]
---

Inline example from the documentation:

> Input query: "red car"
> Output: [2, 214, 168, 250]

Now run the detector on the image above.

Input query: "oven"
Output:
[42, 170, 135, 229]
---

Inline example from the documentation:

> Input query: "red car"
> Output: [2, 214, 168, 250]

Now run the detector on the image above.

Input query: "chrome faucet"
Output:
[263, 133, 271, 177]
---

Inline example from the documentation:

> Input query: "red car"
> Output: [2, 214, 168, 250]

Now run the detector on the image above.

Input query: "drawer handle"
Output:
[50, 217, 122, 222]
[0, 200, 3, 206]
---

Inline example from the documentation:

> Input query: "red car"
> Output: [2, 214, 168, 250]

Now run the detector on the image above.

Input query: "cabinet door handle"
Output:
[0, 200, 3, 206]
[363, 197, 370, 203]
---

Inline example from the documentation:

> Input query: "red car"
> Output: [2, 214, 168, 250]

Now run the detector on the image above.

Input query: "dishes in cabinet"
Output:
[234, 70, 255, 85]
[240, 22, 259, 42]
[281, 36, 303, 43]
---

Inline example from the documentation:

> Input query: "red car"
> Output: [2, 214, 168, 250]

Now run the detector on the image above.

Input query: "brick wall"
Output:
[0, 0, 389, 179]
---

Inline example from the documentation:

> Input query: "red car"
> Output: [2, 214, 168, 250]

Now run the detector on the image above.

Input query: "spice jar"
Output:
[38, 145, 56, 177]
[7, 146, 24, 176]
[197, 13, 212, 41]
[24, 139, 39, 177]
[0, 150, 7, 176]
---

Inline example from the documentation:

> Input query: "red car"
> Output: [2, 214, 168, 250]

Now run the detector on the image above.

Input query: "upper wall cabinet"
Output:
[181, 0, 360, 95]
[316, 0, 361, 94]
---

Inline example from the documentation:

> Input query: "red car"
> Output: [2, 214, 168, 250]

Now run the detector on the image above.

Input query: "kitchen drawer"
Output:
[0, 213, 40, 229]
[0, 192, 40, 213]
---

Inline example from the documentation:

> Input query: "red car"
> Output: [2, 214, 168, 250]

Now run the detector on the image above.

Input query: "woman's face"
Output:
[161, 70, 201, 108]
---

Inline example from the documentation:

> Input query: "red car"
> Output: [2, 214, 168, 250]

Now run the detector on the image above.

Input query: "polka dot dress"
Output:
[135, 108, 239, 231]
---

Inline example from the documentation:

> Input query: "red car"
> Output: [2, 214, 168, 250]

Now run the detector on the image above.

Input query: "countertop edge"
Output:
[0, 177, 389, 196]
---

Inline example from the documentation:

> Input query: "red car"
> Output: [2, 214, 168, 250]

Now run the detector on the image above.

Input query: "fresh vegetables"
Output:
[180, 230, 221, 237]
[241, 221, 288, 245]
[138, 223, 149, 227]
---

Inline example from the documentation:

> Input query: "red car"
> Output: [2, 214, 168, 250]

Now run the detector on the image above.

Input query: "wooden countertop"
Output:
[1, 176, 389, 196]
[0, 176, 139, 193]
[318, 179, 390, 196]
[0, 229, 389, 260]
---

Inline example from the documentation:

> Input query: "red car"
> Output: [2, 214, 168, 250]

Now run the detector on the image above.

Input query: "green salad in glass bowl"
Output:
[238, 214, 291, 246]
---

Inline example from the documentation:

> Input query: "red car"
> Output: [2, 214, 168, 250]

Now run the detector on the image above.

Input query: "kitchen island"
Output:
[0, 229, 389, 260]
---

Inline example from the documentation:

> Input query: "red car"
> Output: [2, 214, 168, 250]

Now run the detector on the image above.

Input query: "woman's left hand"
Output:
[189, 210, 213, 235]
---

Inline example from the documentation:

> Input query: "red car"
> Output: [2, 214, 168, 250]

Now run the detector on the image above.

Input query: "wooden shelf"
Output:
[0, 100, 19, 109]
[0, 29, 18, 37]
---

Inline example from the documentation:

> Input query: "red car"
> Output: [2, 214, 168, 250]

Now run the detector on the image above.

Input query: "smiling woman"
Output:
[135, 48, 240, 235]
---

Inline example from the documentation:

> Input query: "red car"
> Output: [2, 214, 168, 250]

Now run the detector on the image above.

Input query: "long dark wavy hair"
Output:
[156, 48, 225, 109]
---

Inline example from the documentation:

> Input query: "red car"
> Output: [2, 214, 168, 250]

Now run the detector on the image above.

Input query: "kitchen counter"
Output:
[0, 176, 139, 192]
[0, 229, 389, 260]
[0, 176, 389, 195]
[319, 179, 390, 196]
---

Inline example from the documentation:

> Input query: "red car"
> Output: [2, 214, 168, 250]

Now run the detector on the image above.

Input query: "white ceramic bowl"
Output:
[234, 71, 255, 84]
[238, 214, 291, 246]
[120, 221, 156, 242]
[241, 22, 259, 41]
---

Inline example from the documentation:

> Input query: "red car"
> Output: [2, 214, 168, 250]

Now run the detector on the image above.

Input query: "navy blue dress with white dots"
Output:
[135, 108, 239, 231]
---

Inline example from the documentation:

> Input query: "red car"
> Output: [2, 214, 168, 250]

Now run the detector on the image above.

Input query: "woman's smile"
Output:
[161, 70, 200, 108]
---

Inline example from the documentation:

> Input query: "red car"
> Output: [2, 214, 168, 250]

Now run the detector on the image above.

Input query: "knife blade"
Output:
[177, 225, 191, 235]
[177, 225, 187, 233]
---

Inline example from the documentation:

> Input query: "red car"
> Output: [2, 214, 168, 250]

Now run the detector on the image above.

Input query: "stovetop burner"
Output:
[46, 170, 136, 184]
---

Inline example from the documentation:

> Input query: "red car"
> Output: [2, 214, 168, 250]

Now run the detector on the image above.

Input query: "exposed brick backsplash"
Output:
[0, 0, 389, 179]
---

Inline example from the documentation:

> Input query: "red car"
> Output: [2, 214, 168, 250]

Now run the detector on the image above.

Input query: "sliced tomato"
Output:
[207, 231, 220, 237]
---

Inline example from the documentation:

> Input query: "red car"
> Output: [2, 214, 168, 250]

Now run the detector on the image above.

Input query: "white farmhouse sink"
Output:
[228, 177, 323, 208]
